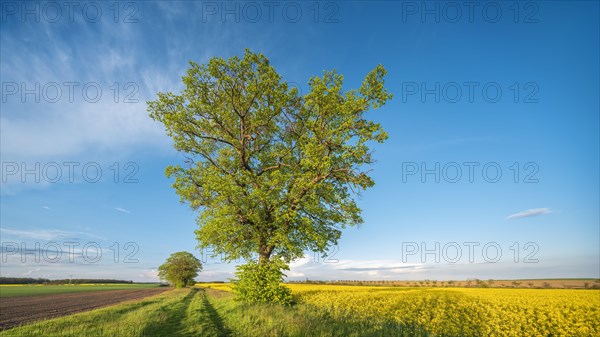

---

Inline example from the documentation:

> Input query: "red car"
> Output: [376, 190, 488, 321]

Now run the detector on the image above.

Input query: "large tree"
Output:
[148, 49, 391, 272]
[158, 251, 203, 288]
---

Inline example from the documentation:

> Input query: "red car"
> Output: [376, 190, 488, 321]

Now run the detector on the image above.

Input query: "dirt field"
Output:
[0, 288, 169, 330]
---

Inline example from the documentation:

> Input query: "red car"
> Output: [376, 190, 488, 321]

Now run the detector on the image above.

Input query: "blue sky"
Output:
[1, 1, 598, 282]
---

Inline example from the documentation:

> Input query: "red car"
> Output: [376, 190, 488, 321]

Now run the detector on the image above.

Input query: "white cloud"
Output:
[0, 16, 170, 165]
[114, 207, 131, 214]
[0, 228, 103, 241]
[287, 258, 425, 281]
[506, 208, 551, 220]
[0, 100, 168, 160]
[138, 269, 159, 280]
[22, 268, 41, 276]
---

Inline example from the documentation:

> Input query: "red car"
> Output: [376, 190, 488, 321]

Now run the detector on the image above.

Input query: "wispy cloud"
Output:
[42, 206, 51, 210]
[285, 258, 426, 280]
[114, 207, 131, 214]
[338, 266, 418, 272]
[0, 228, 103, 241]
[23, 269, 41, 277]
[0, 9, 170, 173]
[506, 208, 551, 220]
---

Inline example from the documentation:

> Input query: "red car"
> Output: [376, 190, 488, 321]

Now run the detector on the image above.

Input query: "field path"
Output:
[136, 288, 231, 337]
[0, 288, 169, 330]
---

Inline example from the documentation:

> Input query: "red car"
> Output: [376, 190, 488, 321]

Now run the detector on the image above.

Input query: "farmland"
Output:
[288, 285, 600, 336]
[2, 283, 598, 336]
[0, 284, 160, 298]
[0, 287, 168, 330]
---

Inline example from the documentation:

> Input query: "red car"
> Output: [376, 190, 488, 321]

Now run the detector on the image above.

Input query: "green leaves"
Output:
[158, 252, 203, 288]
[148, 49, 391, 287]
[232, 260, 294, 305]
[360, 64, 393, 109]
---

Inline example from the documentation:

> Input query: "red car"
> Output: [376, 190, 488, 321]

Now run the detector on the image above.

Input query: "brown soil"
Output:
[0, 288, 169, 330]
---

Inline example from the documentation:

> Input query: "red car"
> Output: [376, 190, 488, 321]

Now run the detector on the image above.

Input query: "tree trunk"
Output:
[258, 245, 273, 265]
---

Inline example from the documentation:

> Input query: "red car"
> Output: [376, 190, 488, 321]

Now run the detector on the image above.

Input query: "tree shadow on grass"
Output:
[197, 290, 232, 337]
[138, 288, 197, 337]
[138, 288, 232, 337]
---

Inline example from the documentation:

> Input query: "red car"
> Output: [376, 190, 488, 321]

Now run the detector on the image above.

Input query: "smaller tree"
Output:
[158, 252, 202, 288]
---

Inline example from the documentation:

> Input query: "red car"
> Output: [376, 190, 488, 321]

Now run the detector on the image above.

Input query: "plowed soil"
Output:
[0, 288, 169, 330]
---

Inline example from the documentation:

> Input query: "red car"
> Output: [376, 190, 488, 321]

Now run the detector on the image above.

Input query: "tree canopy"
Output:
[148, 49, 391, 268]
[158, 251, 202, 288]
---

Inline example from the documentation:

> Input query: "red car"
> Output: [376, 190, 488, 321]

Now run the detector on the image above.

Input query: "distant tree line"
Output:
[0, 277, 48, 284]
[291, 279, 600, 289]
[0, 277, 134, 284]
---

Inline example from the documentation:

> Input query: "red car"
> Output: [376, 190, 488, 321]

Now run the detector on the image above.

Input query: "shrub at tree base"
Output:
[232, 260, 294, 305]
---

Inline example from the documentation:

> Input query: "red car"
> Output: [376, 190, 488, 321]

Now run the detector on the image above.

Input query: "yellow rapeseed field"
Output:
[201, 283, 600, 336]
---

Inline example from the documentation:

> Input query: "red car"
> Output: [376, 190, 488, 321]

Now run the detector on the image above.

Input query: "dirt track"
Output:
[0, 288, 169, 330]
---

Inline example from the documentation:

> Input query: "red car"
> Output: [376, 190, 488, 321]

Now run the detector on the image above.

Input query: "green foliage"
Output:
[232, 260, 294, 305]
[158, 252, 203, 288]
[148, 49, 391, 301]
